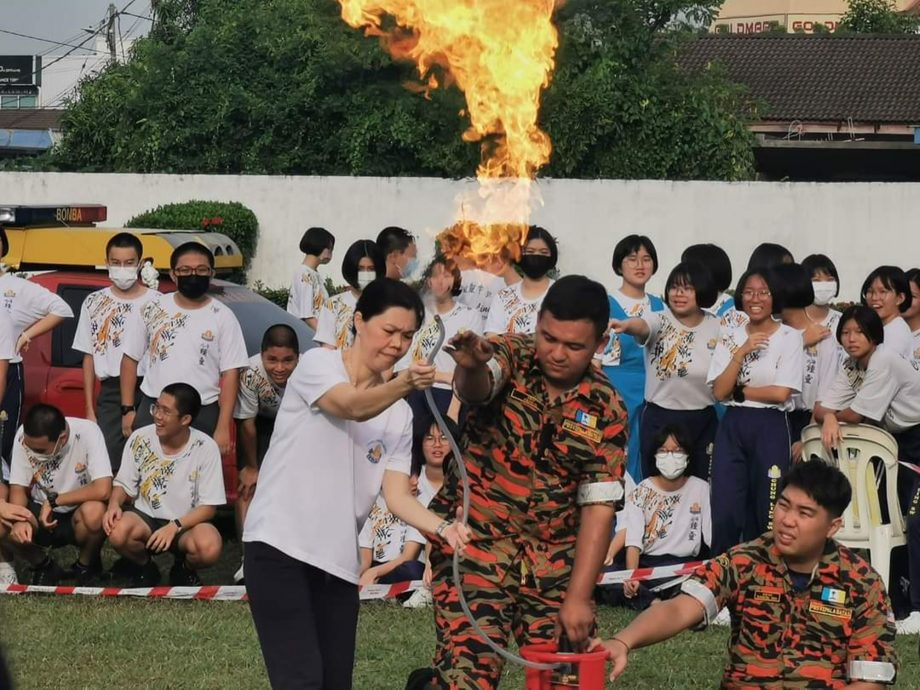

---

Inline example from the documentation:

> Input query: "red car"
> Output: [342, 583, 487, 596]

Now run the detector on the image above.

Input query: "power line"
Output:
[0, 27, 108, 55]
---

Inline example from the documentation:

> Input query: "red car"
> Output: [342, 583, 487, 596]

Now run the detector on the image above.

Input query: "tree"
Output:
[838, 0, 920, 33]
[51, 0, 756, 180]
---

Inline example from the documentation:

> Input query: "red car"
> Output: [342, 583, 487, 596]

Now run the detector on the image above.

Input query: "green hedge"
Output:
[126, 200, 258, 283]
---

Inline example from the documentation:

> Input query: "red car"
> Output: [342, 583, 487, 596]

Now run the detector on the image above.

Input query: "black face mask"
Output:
[517, 254, 554, 280]
[176, 274, 210, 299]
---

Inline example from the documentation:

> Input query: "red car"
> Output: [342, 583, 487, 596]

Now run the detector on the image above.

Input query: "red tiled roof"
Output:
[0, 109, 64, 131]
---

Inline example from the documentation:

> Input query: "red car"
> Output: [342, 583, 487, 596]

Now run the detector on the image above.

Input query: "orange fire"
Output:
[338, 0, 558, 263]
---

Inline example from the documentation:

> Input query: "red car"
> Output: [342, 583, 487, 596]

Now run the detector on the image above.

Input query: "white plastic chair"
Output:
[800, 423, 906, 589]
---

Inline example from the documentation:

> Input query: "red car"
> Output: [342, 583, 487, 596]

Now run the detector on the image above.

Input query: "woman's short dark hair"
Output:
[747, 243, 793, 271]
[355, 277, 425, 332]
[376, 226, 415, 259]
[424, 255, 462, 297]
[261, 323, 300, 353]
[837, 305, 884, 347]
[681, 243, 732, 292]
[768, 263, 814, 311]
[778, 460, 851, 520]
[411, 413, 460, 476]
[299, 227, 335, 256]
[161, 382, 202, 421]
[801, 253, 840, 297]
[539, 275, 609, 341]
[860, 265, 912, 314]
[342, 239, 386, 290]
[645, 424, 692, 478]
[612, 235, 658, 276]
[735, 269, 783, 315]
[522, 226, 559, 267]
[664, 261, 717, 311]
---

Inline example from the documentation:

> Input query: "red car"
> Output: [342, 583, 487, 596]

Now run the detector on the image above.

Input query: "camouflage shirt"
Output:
[682, 535, 898, 688]
[430, 333, 627, 580]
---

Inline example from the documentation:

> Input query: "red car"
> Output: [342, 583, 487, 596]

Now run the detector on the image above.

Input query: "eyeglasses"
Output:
[173, 266, 212, 277]
[864, 288, 893, 299]
[741, 289, 771, 299]
[668, 285, 696, 294]
[623, 255, 654, 266]
[423, 434, 446, 445]
[149, 403, 178, 418]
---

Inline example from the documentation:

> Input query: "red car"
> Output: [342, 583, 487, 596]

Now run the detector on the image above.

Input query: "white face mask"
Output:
[812, 281, 837, 306]
[109, 265, 139, 291]
[357, 271, 376, 290]
[655, 451, 689, 480]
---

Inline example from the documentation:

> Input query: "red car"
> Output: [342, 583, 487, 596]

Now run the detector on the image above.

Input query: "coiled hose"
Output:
[425, 315, 557, 671]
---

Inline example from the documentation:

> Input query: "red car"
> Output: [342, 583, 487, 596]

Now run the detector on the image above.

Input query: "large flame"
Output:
[338, 0, 558, 263]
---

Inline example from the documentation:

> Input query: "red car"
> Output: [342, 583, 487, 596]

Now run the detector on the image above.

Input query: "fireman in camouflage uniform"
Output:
[424, 276, 628, 690]
[599, 460, 898, 689]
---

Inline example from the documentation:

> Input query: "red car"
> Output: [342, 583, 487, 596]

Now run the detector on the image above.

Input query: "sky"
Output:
[0, 1, 150, 56]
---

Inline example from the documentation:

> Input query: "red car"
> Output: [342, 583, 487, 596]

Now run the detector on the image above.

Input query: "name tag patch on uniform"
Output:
[509, 388, 542, 411]
[810, 601, 852, 621]
[821, 587, 847, 605]
[752, 586, 783, 603]
[562, 419, 602, 443]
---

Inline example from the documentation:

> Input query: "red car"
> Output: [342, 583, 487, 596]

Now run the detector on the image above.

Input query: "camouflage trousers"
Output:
[429, 537, 572, 690]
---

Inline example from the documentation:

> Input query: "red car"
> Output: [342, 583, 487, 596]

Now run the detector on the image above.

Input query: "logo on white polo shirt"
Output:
[201, 330, 215, 342]
[366, 441, 386, 465]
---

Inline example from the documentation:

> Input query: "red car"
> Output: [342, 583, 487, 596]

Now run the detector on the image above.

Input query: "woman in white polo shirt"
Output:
[860, 265, 913, 360]
[243, 278, 470, 690]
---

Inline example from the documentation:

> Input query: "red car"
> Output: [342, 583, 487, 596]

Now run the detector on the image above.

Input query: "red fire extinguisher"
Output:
[520, 638, 609, 689]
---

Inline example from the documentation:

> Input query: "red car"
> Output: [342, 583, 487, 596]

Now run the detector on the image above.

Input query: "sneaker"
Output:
[31, 557, 64, 586]
[711, 607, 731, 627]
[131, 559, 160, 588]
[233, 561, 244, 585]
[70, 559, 102, 586]
[896, 611, 920, 635]
[0, 562, 18, 586]
[403, 587, 433, 609]
[169, 559, 202, 587]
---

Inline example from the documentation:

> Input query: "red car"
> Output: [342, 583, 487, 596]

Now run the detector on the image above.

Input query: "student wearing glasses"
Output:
[120, 243, 249, 454]
[707, 268, 803, 556]
[861, 266, 913, 361]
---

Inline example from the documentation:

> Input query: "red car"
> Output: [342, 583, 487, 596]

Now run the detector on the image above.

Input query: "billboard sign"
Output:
[0, 55, 41, 94]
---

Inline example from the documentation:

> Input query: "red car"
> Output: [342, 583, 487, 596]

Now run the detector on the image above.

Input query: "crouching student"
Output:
[1, 404, 112, 585]
[597, 461, 898, 688]
[600, 425, 711, 611]
[104, 383, 225, 587]
[233, 324, 300, 584]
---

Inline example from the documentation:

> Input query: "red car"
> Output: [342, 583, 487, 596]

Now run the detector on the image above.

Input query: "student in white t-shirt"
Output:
[707, 268, 803, 555]
[904, 268, 920, 366]
[104, 383, 226, 588]
[454, 251, 519, 329]
[377, 226, 419, 281]
[0, 228, 73, 465]
[397, 255, 483, 421]
[609, 261, 720, 480]
[770, 263, 842, 459]
[314, 239, 386, 350]
[484, 226, 557, 337]
[861, 265, 913, 360]
[606, 425, 711, 611]
[1, 405, 111, 586]
[73, 233, 161, 472]
[231, 324, 300, 584]
[120, 242, 249, 454]
[717, 242, 794, 332]
[286, 226, 334, 331]
[243, 278, 470, 690]
[802, 254, 843, 335]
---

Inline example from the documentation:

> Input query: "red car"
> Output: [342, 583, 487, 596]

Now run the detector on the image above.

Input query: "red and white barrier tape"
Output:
[0, 561, 706, 601]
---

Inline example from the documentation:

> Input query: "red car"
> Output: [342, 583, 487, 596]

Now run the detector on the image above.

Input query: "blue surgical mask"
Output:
[402, 257, 419, 279]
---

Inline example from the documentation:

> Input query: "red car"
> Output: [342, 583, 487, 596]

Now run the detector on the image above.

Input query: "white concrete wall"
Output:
[2, 172, 918, 300]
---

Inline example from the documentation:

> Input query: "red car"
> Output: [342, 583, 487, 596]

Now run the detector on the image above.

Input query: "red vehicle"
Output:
[20, 271, 313, 505]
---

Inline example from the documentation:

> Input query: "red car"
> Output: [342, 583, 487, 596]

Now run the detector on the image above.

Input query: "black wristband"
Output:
[173, 519, 183, 533]
[47, 494, 58, 509]
[121, 405, 135, 416]
[732, 384, 746, 403]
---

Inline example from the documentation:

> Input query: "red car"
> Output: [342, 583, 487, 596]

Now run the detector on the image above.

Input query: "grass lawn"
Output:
[2, 596, 919, 689]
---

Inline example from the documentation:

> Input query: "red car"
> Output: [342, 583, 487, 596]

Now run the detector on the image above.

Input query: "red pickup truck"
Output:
[20, 270, 312, 505]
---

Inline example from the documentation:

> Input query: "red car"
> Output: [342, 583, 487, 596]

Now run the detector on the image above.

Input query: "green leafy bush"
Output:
[126, 200, 258, 283]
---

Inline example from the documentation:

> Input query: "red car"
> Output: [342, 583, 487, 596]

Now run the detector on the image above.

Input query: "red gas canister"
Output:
[520, 643, 609, 689]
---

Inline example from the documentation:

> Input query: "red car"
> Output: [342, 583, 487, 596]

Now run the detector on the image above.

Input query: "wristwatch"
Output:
[46, 492, 58, 510]
[435, 520, 451, 538]
[173, 519, 183, 533]
[121, 404, 135, 416]
[732, 384, 746, 403]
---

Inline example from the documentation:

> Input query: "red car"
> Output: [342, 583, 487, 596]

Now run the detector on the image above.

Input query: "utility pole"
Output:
[105, 3, 118, 62]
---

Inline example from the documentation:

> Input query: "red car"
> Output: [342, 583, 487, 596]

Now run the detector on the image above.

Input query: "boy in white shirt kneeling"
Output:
[104, 383, 226, 587]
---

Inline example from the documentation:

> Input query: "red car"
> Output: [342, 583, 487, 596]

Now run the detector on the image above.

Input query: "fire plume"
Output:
[338, 0, 559, 263]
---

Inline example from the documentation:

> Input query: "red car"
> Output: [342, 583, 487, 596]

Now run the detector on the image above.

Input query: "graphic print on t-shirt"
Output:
[132, 434, 178, 510]
[240, 365, 282, 414]
[651, 318, 695, 379]
[85, 292, 133, 353]
[495, 288, 538, 334]
[142, 301, 189, 364]
[326, 294, 355, 349]
[366, 500, 406, 562]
